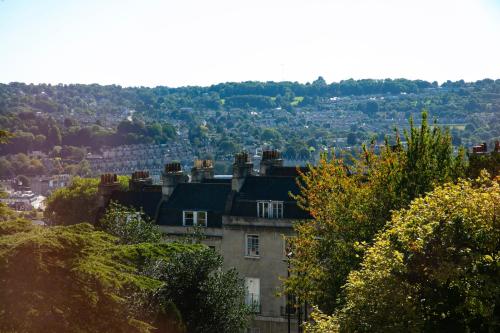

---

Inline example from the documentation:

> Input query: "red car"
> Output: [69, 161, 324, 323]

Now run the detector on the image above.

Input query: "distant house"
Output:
[468, 141, 500, 179]
[30, 174, 71, 196]
[97, 150, 311, 333]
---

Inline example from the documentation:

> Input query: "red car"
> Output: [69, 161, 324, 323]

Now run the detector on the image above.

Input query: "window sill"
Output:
[244, 255, 260, 259]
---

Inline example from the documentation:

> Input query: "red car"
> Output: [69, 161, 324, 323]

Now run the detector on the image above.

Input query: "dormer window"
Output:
[257, 201, 283, 219]
[183, 211, 207, 226]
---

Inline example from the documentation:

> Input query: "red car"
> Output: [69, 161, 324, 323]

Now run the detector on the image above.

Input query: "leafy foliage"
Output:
[0, 200, 17, 223]
[1, 78, 499, 171]
[337, 176, 500, 332]
[44, 177, 100, 225]
[2, 184, 250, 332]
[99, 201, 162, 245]
[0, 153, 47, 178]
[149, 248, 251, 333]
[0, 110, 177, 156]
[304, 307, 340, 333]
[0, 129, 12, 144]
[44, 176, 129, 226]
[0, 221, 160, 333]
[287, 113, 467, 313]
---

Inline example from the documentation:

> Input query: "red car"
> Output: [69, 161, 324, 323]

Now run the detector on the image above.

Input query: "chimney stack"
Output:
[260, 149, 284, 176]
[161, 162, 188, 199]
[98, 173, 120, 207]
[191, 159, 214, 183]
[232, 152, 253, 192]
[129, 170, 152, 191]
[472, 142, 487, 154]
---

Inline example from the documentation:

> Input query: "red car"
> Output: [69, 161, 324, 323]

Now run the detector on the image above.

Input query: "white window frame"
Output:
[182, 210, 207, 227]
[245, 234, 260, 258]
[245, 277, 261, 313]
[257, 200, 283, 219]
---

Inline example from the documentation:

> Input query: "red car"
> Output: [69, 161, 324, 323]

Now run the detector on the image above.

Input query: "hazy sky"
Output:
[1, 0, 499, 87]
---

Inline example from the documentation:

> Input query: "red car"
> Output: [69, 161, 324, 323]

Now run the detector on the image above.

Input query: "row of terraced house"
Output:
[96, 150, 310, 333]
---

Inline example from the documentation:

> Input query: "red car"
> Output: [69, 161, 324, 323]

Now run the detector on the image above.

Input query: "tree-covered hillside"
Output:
[0, 78, 499, 178]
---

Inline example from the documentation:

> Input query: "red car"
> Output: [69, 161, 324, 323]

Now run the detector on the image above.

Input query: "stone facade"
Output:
[98, 151, 310, 333]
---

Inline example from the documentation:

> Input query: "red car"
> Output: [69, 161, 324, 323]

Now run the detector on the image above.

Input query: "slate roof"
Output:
[265, 166, 309, 177]
[201, 178, 232, 184]
[106, 168, 309, 227]
[235, 176, 300, 201]
[156, 182, 232, 227]
[109, 190, 162, 219]
[229, 175, 309, 219]
[161, 183, 231, 211]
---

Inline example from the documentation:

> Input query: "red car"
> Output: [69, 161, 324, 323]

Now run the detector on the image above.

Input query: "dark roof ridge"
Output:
[248, 175, 299, 179]
[176, 182, 231, 186]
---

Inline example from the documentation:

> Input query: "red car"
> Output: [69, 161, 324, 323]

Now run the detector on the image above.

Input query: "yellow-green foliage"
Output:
[0, 202, 17, 222]
[304, 307, 340, 333]
[287, 113, 467, 313]
[44, 175, 130, 226]
[338, 176, 499, 332]
[0, 129, 12, 144]
[44, 177, 100, 225]
[0, 219, 200, 333]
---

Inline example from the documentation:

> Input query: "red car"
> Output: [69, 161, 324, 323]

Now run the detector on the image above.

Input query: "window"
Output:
[182, 211, 207, 226]
[183, 211, 194, 226]
[246, 234, 260, 257]
[197, 211, 207, 226]
[257, 200, 283, 219]
[245, 277, 260, 313]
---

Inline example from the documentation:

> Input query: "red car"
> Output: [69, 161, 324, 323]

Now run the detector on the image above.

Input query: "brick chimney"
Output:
[472, 142, 487, 154]
[98, 173, 120, 207]
[232, 152, 253, 192]
[191, 159, 214, 183]
[161, 162, 188, 199]
[495, 140, 500, 153]
[129, 170, 152, 191]
[260, 149, 284, 176]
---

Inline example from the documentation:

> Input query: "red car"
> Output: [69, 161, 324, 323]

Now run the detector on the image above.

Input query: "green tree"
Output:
[149, 248, 250, 333]
[287, 113, 467, 313]
[0, 130, 12, 144]
[336, 176, 500, 332]
[0, 158, 13, 178]
[44, 176, 129, 226]
[363, 100, 379, 116]
[261, 128, 279, 140]
[0, 198, 16, 222]
[218, 139, 239, 154]
[99, 201, 162, 245]
[47, 123, 62, 147]
[0, 220, 174, 333]
[44, 177, 100, 225]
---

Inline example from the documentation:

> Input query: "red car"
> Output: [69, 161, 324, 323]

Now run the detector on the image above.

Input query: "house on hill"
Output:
[97, 150, 311, 333]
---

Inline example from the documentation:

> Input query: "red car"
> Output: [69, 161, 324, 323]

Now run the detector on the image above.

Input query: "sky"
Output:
[0, 0, 499, 87]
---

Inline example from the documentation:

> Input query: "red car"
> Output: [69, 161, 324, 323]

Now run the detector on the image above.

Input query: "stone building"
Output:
[29, 174, 71, 196]
[97, 150, 311, 333]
